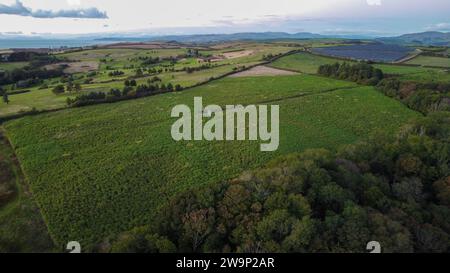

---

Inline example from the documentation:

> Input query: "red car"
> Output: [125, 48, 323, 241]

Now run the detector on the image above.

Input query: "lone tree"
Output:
[74, 83, 82, 92]
[135, 68, 143, 77]
[52, 85, 65, 94]
[3, 92, 9, 104]
[167, 83, 174, 92]
[66, 81, 74, 92]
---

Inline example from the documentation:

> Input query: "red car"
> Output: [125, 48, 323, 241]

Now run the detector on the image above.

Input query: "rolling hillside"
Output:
[4, 74, 420, 248]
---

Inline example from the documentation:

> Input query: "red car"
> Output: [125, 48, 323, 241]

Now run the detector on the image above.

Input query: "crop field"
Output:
[312, 43, 412, 62]
[4, 74, 420, 248]
[405, 55, 450, 68]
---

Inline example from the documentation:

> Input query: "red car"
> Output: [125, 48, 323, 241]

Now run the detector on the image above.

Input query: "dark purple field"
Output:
[312, 43, 412, 62]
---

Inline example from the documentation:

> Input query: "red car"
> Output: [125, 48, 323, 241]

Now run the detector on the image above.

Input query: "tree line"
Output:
[318, 62, 384, 85]
[0, 66, 65, 87]
[377, 78, 450, 114]
[0, 87, 9, 104]
[66, 81, 183, 107]
[317, 62, 450, 114]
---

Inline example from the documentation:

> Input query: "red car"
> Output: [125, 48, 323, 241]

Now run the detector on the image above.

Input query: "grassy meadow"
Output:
[0, 62, 29, 72]
[269, 52, 343, 74]
[405, 55, 450, 68]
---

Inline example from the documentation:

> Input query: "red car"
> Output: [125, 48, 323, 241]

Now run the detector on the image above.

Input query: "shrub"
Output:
[52, 85, 65, 94]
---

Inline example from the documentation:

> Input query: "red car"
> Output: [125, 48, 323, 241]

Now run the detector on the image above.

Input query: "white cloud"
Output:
[426, 22, 450, 31]
[367, 0, 382, 6]
[67, 0, 81, 6]
[0, 0, 107, 19]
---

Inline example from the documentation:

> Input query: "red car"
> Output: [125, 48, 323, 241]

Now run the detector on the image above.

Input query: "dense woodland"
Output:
[377, 78, 450, 114]
[318, 62, 384, 85]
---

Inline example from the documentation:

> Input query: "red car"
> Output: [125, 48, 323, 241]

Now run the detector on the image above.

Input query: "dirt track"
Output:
[223, 50, 254, 59]
[230, 65, 299, 77]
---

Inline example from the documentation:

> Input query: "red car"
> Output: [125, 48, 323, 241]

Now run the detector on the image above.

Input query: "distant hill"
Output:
[0, 31, 368, 49]
[96, 32, 377, 44]
[378, 31, 450, 46]
[96, 32, 327, 43]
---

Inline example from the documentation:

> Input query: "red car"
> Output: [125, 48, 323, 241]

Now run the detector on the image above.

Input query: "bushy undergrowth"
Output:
[377, 78, 450, 114]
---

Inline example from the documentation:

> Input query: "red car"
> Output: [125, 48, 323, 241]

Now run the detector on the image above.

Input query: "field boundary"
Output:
[0, 127, 55, 251]
[264, 64, 304, 73]
[255, 85, 361, 105]
[393, 49, 423, 64]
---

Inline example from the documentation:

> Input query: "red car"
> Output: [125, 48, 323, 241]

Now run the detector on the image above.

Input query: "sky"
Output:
[0, 0, 449, 37]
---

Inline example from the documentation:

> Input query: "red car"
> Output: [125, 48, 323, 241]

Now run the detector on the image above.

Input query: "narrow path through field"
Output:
[254, 85, 361, 105]
[394, 49, 422, 64]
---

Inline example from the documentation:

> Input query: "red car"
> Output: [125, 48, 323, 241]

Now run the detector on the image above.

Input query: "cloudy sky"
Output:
[0, 0, 449, 37]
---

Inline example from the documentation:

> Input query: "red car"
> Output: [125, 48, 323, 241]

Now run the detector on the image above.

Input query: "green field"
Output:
[270, 52, 344, 74]
[0, 62, 29, 72]
[269, 51, 439, 76]
[4, 74, 420, 248]
[405, 55, 450, 68]
[399, 69, 450, 83]
[0, 88, 74, 117]
[372, 64, 440, 75]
